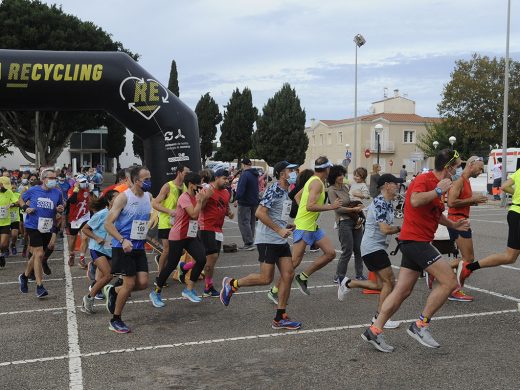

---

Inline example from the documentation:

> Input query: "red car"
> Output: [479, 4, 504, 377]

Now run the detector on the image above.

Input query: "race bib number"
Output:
[103, 234, 112, 249]
[280, 200, 292, 222]
[9, 210, 18, 221]
[187, 220, 199, 238]
[0, 206, 8, 219]
[215, 232, 224, 242]
[38, 217, 53, 233]
[130, 220, 148, 240]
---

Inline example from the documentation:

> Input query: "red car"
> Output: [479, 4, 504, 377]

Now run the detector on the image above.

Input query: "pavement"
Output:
[1, 198, 520, 390]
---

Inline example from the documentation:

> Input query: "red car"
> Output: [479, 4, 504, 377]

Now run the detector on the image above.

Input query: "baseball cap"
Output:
[273, 161, 298, 179]
[214, 168, 229, 177]
[76, 175, 88, 183]
[377, 174, 403, 187]
[0, 176, 12, 190]
[241, 158, 252, 166]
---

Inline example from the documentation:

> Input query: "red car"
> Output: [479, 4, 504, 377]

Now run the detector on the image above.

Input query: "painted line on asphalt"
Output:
[63, 238, 84, 390]
[501, 265, 520, 271]
[1, 308, 516, 367]
[469, 219, 506, 224]
[0, 306, 67, 316]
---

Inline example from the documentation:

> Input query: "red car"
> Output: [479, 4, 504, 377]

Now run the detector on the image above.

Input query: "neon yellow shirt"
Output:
[509, 169, 520, 215]
[294, 176, 325, 231]
[9, 192, 21, 223]
[158, 181, 187, 229]
[0, 189, 15, 227]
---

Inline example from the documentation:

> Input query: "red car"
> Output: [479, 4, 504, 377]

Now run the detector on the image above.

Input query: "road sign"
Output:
[410, 151, 424, 161]
[345, 151, 352, 159]
[364, 149, 371, 158]
[342, 158, 351, 168]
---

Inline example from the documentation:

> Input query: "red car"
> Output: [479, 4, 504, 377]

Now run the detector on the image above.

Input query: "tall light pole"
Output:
[375, 124, 383, 165]
[449, 136, 456, 150]
[501, 0, 511, 207]
[353, 33, 366, 169]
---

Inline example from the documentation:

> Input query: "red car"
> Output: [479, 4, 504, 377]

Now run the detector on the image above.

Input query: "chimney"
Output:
[394, 89, 399, 97]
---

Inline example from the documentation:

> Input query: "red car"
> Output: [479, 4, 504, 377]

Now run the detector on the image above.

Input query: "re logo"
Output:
[119, 77, 170, 120]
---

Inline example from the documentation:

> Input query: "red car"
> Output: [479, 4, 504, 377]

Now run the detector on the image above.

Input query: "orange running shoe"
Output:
[456, 261, 472, 287]
[448, 288, 473, 302]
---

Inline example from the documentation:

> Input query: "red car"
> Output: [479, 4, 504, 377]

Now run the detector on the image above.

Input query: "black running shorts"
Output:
[198, 230, 222, 256]
[507, 211, 520, 250]
[111, 248, 148, 276]
[158, 228, 170, 240]
[256, 243, 292, 265]
[362, 250, 391, 272]
[26, 228, 52, 249]
[400, 241, 442, 272]
[0, 225, 10, 235]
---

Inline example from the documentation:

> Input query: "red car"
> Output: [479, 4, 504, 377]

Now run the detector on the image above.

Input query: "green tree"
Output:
[216, 88, 258, 163]
[195, 93, 222, 166]
[436, 53, 520, 154]
[253, 83, 307, 166]
[0, 0, 137, 165]
[105, 116, 126, 162]
[132, 133, 144, 161]
[168, 60, 180, 97]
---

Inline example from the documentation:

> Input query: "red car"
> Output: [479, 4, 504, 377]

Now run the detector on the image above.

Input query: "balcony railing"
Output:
[365, 140, 395, 153]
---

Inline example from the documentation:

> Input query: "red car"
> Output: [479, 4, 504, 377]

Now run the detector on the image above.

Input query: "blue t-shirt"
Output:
[58, 181, 71, 201]
[254, 182, 290, 245]
[87, 208, 112, 257]
[360, 195, 395, 257]
[22, 186, 63, 231]
[112, 189, 151, 250]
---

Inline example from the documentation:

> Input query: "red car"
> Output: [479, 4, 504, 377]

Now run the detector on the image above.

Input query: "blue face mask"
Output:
[288, 171, 297, 185]
[141, 179, 152, 192]
[452, 167, 463, 181]
[46, 179, 57, 188]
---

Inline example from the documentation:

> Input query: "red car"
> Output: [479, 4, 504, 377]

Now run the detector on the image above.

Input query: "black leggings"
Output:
[156, 238, 207, 288]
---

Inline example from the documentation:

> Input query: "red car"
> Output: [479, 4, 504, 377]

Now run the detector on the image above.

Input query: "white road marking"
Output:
[469, 219, 506, 224]
[63, 238, 83, 390]
[0, 309, 516, 367]
[0, 307, 67, 316]
[501, 265, 520, 271]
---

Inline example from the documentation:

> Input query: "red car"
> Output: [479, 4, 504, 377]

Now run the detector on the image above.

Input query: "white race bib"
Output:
[215, 231, 224, 242]
[187, 220, 199, 238]
[130, 220, 148, 240]
[280, 200, 292, 223]
[0, 206, 8, 219]
[37, 217, 53, 233]
[9, 210, 18, 221]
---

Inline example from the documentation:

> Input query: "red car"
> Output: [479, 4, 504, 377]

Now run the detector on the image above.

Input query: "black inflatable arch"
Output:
[0, 49, 201, 194]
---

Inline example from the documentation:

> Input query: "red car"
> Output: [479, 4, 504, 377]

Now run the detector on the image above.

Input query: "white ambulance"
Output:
[487, 148, 520, 193]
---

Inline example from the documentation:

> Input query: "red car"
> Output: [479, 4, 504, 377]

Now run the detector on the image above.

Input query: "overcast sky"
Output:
[44, 0, 519, 124]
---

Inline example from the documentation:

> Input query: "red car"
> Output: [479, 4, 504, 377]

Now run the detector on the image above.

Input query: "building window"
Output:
[312, 135, 315, 145]
[327, 133, 332, 145]
[404, 130, 415, 144]
[338, 132, 343, 144]
[320, 134, 324, 145]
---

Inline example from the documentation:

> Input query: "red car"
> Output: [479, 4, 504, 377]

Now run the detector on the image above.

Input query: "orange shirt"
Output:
[114, 183, 129, 193]
[448, 177, 472, 221]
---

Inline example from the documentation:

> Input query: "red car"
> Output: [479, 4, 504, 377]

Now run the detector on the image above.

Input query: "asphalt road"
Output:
[1, 201, 519, 390]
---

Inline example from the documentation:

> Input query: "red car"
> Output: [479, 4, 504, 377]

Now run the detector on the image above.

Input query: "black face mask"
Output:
[0, 188, 6, 193]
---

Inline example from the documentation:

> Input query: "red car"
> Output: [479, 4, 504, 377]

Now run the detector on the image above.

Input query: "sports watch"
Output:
[434, 187, 443, 197]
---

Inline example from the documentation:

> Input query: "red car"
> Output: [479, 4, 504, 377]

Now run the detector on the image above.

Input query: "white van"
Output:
[487, 148, 520, 192]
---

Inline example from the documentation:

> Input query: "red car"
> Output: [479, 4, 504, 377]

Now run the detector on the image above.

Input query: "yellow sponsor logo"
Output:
[119, 77, 170, 120]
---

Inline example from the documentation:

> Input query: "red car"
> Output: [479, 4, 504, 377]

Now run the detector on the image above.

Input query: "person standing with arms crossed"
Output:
[236, 158, 260, 251]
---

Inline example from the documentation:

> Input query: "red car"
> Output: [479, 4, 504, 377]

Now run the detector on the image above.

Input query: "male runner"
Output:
[9, 184, 21, 256]
[104, 166, 152, 333]
[198, 169, 234, 297]
[220, 161, 302, 329]
[362, 149, 469, 352]
[152, 164, 189, 272]
[0, 176, 16, 267]
[458, 167, 520, 287]
[18, 170, 64, 297]
[66, 175, 92, 267]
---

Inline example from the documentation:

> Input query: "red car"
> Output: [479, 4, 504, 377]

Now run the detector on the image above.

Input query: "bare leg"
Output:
[450, 236, 475, 268]
[158, 239, 169, 272]
[476, 247, 520, 268]
[302, 235, 336, 277]
[421, 260, 458, 318]
[114, 275, 136, 316]
[276, 258, 294, 310]
[204, 253, 219, 287]
[238, 263, 275, 287]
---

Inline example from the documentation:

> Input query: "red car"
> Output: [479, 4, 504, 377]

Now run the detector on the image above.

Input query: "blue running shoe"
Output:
[94, 291, 105, 300]
[87, 261, 96, 282]
[203, 286, 220, 297]
[11, 246, 17, 256]
[272, 314, 302, 330]
[150, 290, 165, 308]
[104, 285, 116, 314]
[18, 273, 28, 293]
[219, 277, 234, 306]
[182, 287, 202, 303]
[177, 262, 186, 284]
[36, 284, 48, 298]
[109, 319, 130, 334]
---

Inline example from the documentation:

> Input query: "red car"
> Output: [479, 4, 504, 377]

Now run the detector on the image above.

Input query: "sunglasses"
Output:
[444, 150, 460, 168]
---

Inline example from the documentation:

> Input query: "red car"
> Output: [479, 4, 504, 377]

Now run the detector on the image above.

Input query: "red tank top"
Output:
[448, 177, 472, 221]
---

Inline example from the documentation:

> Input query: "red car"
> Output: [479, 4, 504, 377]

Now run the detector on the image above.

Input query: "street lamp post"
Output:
[353, 33, 366, 169]
[449, 136, 456, 150]
[375, 124, 383, 165]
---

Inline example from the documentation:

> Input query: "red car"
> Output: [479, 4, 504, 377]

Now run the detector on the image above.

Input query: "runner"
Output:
[220, 161, 302, 330]
[66, 175, 92, 268]
[80, 190, 118, 314]
[440, 156, 487, 302]
[18, 169, 64, 297]
[151, 164, 189, 273]
[338, 174, 402, 329]
[457, 166, 520, 287]
[9, 185, 21, 256]
[361, 149, 468, 352]
[0, 176, 16, 267]
[149, 172, 211, 307]
[285, 156, 341, 295]
[104, 165, 152, 333]
[101, 168, 128, 197]
[198, 168, 234, 297]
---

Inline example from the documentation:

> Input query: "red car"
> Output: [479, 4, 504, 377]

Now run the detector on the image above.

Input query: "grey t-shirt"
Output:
[254, 182, 291, 245]
[360, 194, 395, 257]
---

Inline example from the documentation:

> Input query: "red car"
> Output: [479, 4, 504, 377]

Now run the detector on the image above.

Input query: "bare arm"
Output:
[294, 188, 303, 205]
[328, 188, 361, 214]
[256, 205, 292, 238]
[448, 179, 486, 207]
[378, 221, 400, 235]
[306, 180, 340, 212]
[410, 178, 452, 208]
[501, 178, 515, 195]
[152, 182, 174, 215]
[82, 223, 104, 244]
[104, 192, 127, 243]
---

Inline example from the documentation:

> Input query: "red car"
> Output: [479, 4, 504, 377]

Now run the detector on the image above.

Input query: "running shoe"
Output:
[68, 254, 74, 266]
[87, 261, 96, 282]
[295, 274, 310, 295]
[361, 328, 394, 353]
[109, 319, 130, 334]
[448, 289, 473, 302]
[27, 271, 35, 282]
[36, 284, 48, 298]
[425, 271, 435, 289]
[407, 322, 440, 348]
[355, 275, 368, 281]
[182, 287, 202, 303]
[338, 277, 351, 301]
[18, 273, 28, 293]
[10, 246, 17, 256]
[42, 260, 52, 275]
[309, 245, 320, 253]
[81, 295, 95, 314]
[78, 256, 87, 269]
[0, 256, 5, 268]
[220, 277, 233, 306]
[371, 317, 401, 329]
[456, 261, 472, 287]
[272, 314, 302, 330]
[94, 291, 105, 300]
[203, 286, 220, 297]
[267, 288, 278, 305]
[3, 250, 9, 258]
[333, 275, 340, 284]
[176, 262, 186, 284]
[149, 290, 165, 308]
[238, 244, 255, 251]
[104, 285, 116, 314]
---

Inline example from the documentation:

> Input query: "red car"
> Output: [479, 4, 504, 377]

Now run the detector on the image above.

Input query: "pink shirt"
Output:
[168, 192, 196, 241]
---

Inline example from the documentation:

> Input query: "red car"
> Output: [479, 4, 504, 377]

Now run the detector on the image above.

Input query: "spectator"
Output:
[350, 167, 370, 206]
[369, 163, 382, 198]
[492, 158, 503, 200]
[236, 158, 259, 250]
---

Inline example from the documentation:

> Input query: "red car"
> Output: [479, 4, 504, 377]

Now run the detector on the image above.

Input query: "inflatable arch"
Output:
[0, 49, 201, 194]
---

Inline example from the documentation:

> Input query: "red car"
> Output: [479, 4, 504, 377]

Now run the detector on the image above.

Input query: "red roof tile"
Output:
[320, 113, 441, 126]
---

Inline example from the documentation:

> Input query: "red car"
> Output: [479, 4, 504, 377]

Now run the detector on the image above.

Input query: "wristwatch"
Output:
[119, 238, 125, 244]
[434, 187, 443, 198]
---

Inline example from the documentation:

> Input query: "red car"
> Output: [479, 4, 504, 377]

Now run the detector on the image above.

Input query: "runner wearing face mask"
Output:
[66, 175, 92, 268]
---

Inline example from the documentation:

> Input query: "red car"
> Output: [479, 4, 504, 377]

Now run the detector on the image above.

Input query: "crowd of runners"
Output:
[3, 148, 520, 353]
